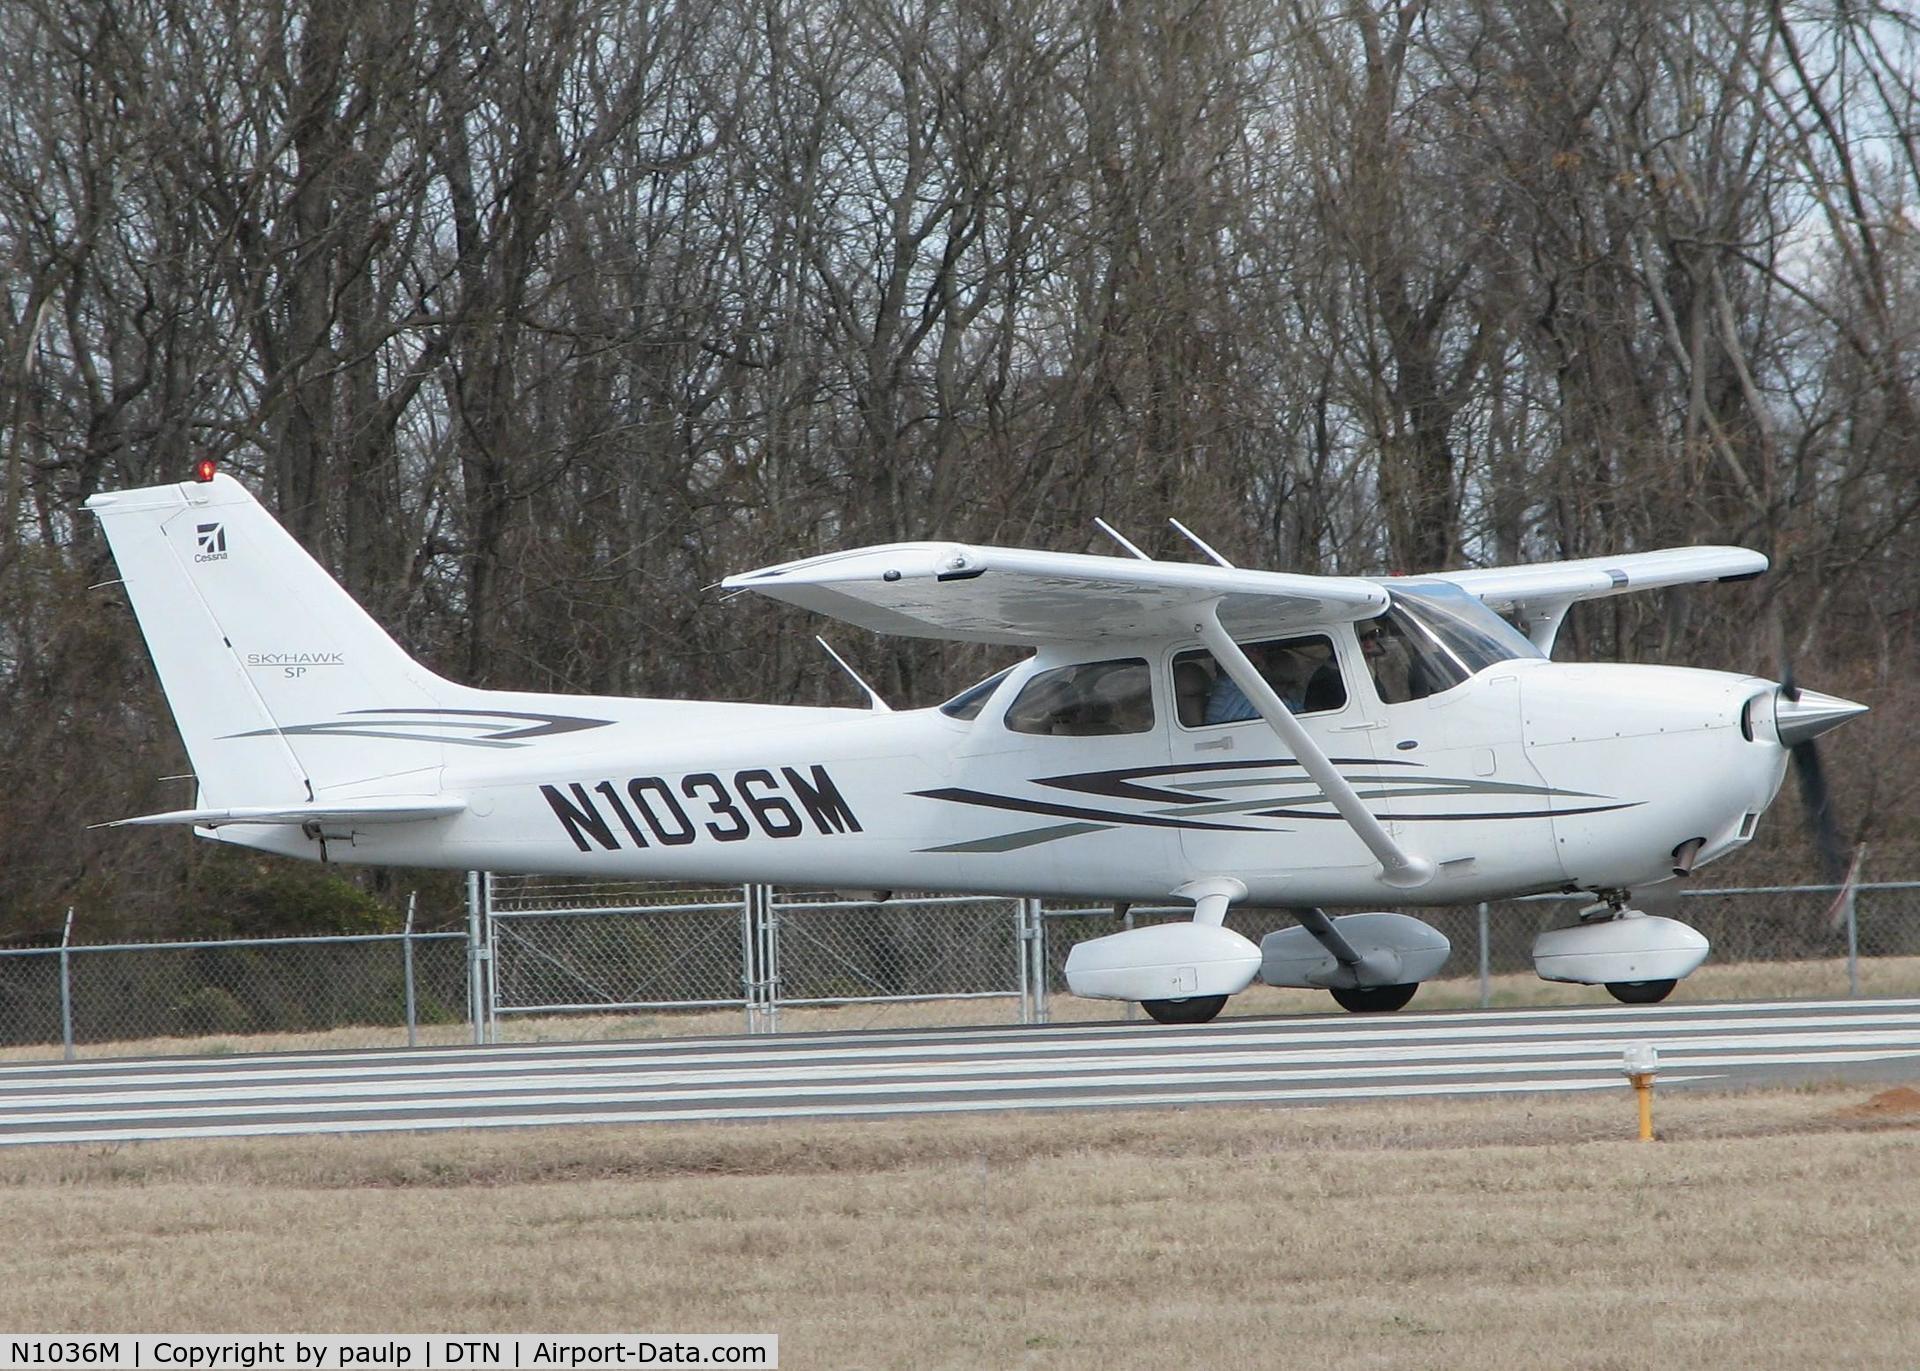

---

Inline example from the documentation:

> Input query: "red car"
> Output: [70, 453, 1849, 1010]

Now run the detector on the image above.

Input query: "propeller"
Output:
[1771, 660, 1865, 885]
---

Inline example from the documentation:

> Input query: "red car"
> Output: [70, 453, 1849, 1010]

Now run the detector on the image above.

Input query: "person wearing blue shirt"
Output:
[1204, 644, 1311, 722]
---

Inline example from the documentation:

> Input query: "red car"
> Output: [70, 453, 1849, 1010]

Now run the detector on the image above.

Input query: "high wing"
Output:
[722, 542, 1388, 645]
[1419, 545, 1767, 607]
[1413, 545, 1767, 651]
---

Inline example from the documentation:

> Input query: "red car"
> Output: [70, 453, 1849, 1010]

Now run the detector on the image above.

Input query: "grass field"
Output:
[1, 1085, 1916, 1367]
[9, 953, 1917, 1062]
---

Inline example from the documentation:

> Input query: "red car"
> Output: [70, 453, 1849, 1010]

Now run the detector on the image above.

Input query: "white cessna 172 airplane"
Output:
[87, 466, 1867, 1022]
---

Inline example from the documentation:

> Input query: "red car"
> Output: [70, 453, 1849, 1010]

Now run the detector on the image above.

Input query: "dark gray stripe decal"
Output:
[1036, 756, 1421, 805]
[914, 758, 1634, 852]
[223, 709, 615, 749]
[912, 788, 1264, 832]
[1251, 802, 1640, 822]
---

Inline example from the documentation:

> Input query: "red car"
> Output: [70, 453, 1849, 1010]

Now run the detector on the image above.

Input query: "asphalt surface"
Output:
[2, 997, 1918, 1147]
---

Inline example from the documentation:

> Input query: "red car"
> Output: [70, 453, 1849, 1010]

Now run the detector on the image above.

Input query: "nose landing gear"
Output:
[1534, 895, 1707, 1002]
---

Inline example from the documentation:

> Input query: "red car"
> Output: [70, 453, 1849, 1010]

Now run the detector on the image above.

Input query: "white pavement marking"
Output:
[10, 1010, 1920, 1092]
[2, 1075, 1686, 1146]
[0, 999, 1914, 1147]
[10, 1034, 1920, 1110]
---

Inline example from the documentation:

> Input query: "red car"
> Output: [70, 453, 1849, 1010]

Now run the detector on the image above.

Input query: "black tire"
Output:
[1605, 978, 1677, 1005]
[1140, 994, 1229, 1024]
[1329, 983, 1419, 1013]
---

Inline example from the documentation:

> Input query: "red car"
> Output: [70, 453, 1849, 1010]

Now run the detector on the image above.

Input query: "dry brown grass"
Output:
[1, 1087, 1917, 1368]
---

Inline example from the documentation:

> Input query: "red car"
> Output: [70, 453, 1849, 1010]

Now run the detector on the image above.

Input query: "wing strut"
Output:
[1196, 608, 1435, 890]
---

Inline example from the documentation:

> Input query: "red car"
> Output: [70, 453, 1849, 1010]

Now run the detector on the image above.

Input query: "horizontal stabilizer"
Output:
[105, 797, 467, 829]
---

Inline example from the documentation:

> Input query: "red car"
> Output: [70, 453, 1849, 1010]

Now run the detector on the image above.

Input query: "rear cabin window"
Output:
[1171, 635, 1347, 727]
[1003, 659, 1155, 736]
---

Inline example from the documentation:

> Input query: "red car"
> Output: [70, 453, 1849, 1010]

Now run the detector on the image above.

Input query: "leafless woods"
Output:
[2, 0, 1915, 929]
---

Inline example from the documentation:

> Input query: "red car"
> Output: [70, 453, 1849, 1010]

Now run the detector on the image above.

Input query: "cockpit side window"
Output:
[1003, 659, 1154, 736]
[1171, 634, 1346, 727]
[939, 667, 1014, 720]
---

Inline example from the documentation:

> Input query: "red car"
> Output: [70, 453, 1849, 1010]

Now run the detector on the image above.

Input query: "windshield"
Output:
[1357, 587, 1541, 705]
[1392, 584, 1544, 670]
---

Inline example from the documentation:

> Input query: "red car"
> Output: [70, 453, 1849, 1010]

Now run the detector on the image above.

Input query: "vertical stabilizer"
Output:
[86, 475, 453, 806]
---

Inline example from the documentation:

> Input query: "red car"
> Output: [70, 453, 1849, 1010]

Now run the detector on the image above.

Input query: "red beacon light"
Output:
[192, 459, 218, 483]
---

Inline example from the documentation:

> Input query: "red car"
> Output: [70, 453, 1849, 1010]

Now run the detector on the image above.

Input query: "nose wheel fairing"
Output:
[1533, 912, 1710, 988]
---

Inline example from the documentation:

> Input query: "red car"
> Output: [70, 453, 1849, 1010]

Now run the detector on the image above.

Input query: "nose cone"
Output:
[1772, 688, 1869, 748]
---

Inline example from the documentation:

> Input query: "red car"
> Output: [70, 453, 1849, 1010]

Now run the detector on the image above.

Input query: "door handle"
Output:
[1194, 736, 1235, 752]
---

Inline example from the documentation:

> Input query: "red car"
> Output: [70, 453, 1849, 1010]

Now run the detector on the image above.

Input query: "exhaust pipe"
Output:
[1671, 837, 1705, 878]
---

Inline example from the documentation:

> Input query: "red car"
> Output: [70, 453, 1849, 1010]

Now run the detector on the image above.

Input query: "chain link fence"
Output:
[488, 888, 750, 1016]
[0, 931, 469, 1059]
[2, 879, 1916, 1060]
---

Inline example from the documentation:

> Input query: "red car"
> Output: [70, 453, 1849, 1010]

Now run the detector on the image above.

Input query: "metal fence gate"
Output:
[482, 878, 1041, 1034]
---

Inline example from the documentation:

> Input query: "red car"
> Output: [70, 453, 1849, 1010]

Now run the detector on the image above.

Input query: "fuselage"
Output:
[83, 474, 1829, 919]
[217, 631, 1793, 907]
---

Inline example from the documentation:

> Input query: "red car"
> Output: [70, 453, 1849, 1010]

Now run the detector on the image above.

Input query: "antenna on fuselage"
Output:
[815, 636, 892, 712]
[1093, 518, 1152, 561]
[1168, 518, 1234, 568]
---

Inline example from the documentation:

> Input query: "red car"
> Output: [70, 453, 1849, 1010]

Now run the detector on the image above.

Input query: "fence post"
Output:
[1845, 882, 1860, 998]
[1016, 899, 1048, 1025]
[1477, 903, 1490, 1008]
[739, 885, 757, 1032]
[59, 907, 75, 1061]
[743, 885, 780, 1034]
[1015, 901, 1030, 1024]
[756, 887, 771, 1029]
[403, 891, 418, 1048]
[466, 872, 484, 1044]
[481, 873, 498, 1043]
[1122, 903, 1136, 1022]
[1033, 901, 1050, 1024]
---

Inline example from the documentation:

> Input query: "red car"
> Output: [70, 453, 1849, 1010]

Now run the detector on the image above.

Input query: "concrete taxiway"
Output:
[1, 997, 1917, 1146]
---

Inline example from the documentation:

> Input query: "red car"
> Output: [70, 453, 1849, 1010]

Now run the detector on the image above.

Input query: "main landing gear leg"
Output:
[1292, 906, 1421, 1014]
[1138, 878, 1246, 1027]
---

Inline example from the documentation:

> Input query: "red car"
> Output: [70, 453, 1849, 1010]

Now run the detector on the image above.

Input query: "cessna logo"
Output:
[542, 764, 861, 852]
[194, 523, 229, 563]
